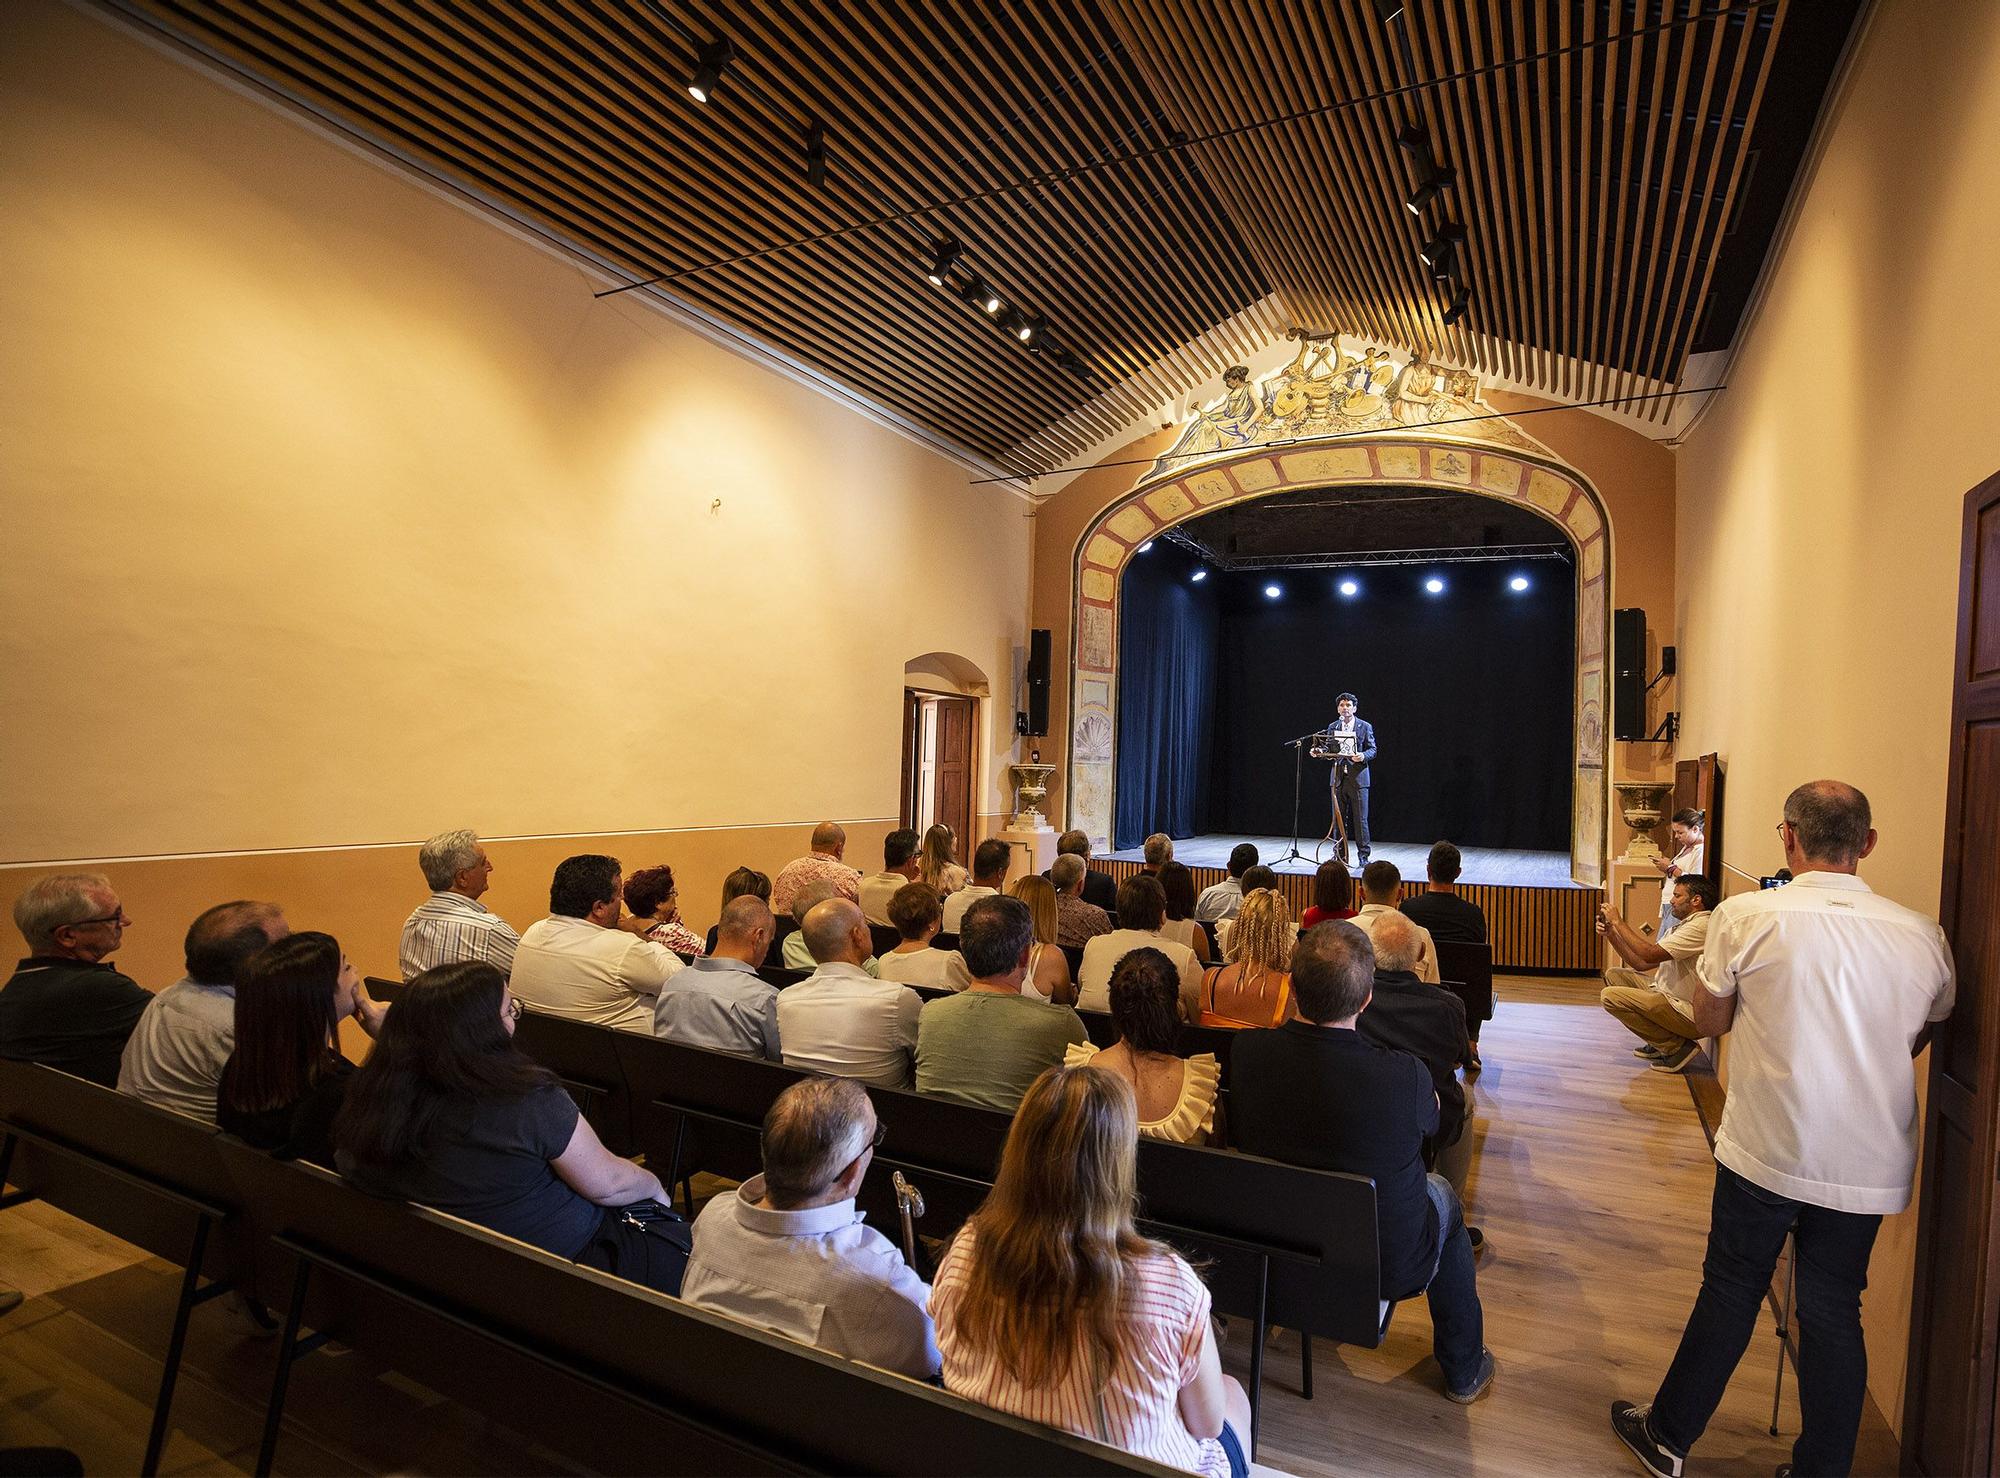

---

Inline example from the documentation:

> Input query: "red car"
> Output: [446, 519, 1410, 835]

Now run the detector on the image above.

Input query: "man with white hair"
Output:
[1141, 833, 1174, 875]
[776, 899, 920, 1089]
[400, 828, 520, 978]
[1358, 912, 1473, 1164]
[0, 872, 151, 1085]
[781, 879, 880, 976]
[1050, 853, 1113, 947]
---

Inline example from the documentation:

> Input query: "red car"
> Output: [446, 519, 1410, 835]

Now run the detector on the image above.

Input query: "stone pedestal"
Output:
[997, 828, 1058, 889]
[1006, 762, 1059, 833]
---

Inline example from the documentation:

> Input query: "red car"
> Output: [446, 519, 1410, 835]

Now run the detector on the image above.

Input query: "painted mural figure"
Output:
[1181, 364, 1266, 455]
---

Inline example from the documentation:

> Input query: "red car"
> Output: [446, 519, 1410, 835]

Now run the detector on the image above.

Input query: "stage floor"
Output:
[1103, 833, 1585, 889]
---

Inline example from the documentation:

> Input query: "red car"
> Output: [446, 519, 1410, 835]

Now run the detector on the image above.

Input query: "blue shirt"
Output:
[653, 955, 782, 1060]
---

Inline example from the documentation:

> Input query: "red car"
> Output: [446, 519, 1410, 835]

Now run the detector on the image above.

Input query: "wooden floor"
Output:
[0, 975, 1898, 1476]
[1102, 834, 1584, 889]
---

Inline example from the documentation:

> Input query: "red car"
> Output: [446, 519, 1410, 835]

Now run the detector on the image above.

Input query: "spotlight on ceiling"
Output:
[1509, 574, 1531, 592]
[1338, 578, 1359, 597]
[803, 121, 827, 186]
[1395, 123, 1430, 161]
[1442, 282, 1473, 327]
[1421, 224, 1465, 277]
[687, 39, 735, 104]
[1017, 315, 1045, 345]
[1406, 166, 1455, 215]
[979, 284, 1002, 314]
[1264, 583, 1283, 599]
[1190, 569, 1208, 583]
[924, 239, 962, 287]
[1137, 541, 1154, 554]
[1424, 576, 1446, 595]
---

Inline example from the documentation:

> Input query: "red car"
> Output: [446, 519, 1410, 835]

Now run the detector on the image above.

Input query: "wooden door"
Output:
[931, 697, 975, 849]
[1905, 470, 2000, 1476]
[1673, 753, 1726, 884]
[899, 690, 922, 829]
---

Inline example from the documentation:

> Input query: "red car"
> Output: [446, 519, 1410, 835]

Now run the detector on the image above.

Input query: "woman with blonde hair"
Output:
[929, 1065, 1250, 1477]
[918, 824, 967, 897]
[1201, 889, 1294, 1028]
[1006, 874, 1075, 1005]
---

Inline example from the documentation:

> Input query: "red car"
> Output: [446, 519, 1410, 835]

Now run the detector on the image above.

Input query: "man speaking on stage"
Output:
[1327, 692, 1376, 865]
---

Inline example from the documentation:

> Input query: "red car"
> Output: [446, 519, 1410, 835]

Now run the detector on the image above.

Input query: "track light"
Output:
[1374, 0, 1407, 27]
[1190, 569, 1208, 583]
[924, 239, 962, 287]
[1442, 281, 1472, 327]
[687, 39, 734, 104]
[978, 284, 1002, 314]
[1395, 123, 1430, 159]
[1016, 315, 1044, 345]
[803, 121, 826, 186]
[1421, 224, 1465, 277]
[1406, 166, 1455, 215]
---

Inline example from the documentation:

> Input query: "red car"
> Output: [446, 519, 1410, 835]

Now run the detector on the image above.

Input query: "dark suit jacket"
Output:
[1358, 969, 1470, 1148]
[1328, 717, 1378, 789]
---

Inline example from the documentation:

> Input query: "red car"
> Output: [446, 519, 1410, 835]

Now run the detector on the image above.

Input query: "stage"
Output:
[1102, 834, 1582, 890]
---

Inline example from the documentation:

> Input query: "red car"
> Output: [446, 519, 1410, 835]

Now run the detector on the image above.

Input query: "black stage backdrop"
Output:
[1117, 551, 1574, 851]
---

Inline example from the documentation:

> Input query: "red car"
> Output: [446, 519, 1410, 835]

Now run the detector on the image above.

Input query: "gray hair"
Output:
[1370, 912, 1423, 973]
[717, 894, 773, 943]
[418, 829, 483, 891]
[761, 1076, 873, 1208]
[791, 878, 841, 925]
[1143, 833, 1174, 867]
[12, 872, 115, 952]
[1049, 853, 1085, 890]
[1784, 780, 1872, 864]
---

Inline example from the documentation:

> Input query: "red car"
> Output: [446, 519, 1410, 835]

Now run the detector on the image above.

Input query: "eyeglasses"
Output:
[1774, 820, 1792, 839]
[65, 910, 130, 930]
[869, 1122, 887, 1152]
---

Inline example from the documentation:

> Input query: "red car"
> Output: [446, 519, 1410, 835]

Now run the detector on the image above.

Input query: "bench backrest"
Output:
[1432, 939, 1495, 1022]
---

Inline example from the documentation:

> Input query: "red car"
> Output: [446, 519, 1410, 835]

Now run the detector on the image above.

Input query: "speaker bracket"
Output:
[1625, 710, 1680, 746]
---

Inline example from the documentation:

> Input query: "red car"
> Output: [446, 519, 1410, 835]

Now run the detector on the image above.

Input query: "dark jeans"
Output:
[1652, 1163, 1881, 1477]
[1413, 1172, 1484, 1390]
[575, 1200, 692, 1297]
[1333, 779, 1371, 860]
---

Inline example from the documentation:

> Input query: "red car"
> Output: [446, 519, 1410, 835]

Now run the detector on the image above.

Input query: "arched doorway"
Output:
[901, 652, 988, 852]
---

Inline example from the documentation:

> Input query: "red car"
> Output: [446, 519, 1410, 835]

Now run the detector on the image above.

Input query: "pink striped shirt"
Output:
[929, 1226, 1228, 1477]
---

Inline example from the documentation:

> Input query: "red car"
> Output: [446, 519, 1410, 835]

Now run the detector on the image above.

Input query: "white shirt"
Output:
[1701, 872, 1955, 1214]
[876, 947, 971, 991]
[683, 1175, 939, 1380]
[1193, 877, 1245, 922]
[509, 915, 682, 1032]
[1650, 910, 1713, 1017]
[116, 978, 235, 1123]
[1077, 929, 1202, 1017]
[857, 871, 912, 928]
[776, 962, 922, 1089]
[939, 884, 1000, 934]
[1660, 841, 1706, 931]
[400, 891, 520, 980]
[1351, 903, 1442, 984]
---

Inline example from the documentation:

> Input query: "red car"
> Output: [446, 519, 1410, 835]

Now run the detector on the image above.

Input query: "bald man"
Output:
[654, 896, 782, 1060]
[771, 822, 862, 917]
[776, 898, 921, 1089]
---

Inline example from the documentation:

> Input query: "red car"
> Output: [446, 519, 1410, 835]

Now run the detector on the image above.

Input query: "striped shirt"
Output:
[400, 892, 521, 980]
[930, 1226, 1228, 1477]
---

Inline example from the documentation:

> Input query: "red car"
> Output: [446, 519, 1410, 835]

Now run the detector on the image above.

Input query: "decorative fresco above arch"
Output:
[1068, 341, 1612, 886]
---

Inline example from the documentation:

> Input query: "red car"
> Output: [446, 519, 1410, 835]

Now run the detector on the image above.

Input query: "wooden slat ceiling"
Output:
[113, 0, 1856, 478]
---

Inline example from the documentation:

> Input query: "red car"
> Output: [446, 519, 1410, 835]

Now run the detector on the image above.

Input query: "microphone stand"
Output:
[1277, 730, 1324, 866]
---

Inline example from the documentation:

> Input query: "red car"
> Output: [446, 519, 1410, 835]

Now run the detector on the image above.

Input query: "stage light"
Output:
[1017, 315, 1045, 345]
[1137, 540, 1153, 553]
[687, 39, 734, 103]
[1190, 568, 1207, 582]
[1406, 166, 1455, 215]
[1338, 578, 1359, 597]
[1424, 576, 1446, 594]
[1509, 574, 1531, 592]
[1421, 224, 1465, 277]
[1442, 281, 1472, 327]
[980, 286, 1002, 315]
[1264, 583, 1282, 599]
[924, 240, 961, 287]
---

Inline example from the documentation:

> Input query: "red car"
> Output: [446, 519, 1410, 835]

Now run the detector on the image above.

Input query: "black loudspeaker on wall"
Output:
[1025, 628, 1052, 737]
[1613, 607, 1647, 741]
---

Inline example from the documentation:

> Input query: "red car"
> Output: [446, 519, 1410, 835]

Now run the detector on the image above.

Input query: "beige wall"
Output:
[0, 5, 1027, 921]
[1676, 0, 2000, 1430]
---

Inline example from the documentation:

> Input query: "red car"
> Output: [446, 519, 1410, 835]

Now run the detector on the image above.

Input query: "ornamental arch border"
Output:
[1065, 436, 1613, 886]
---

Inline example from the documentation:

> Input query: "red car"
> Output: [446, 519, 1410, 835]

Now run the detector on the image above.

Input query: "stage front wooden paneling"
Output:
[1100, 860, 1600, 974]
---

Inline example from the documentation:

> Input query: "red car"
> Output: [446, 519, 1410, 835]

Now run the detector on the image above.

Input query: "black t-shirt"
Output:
[0, 956, 152, 1086]
[1228, 1022, 1440, 1298]
[219, 1056, 354, 1166]
[1358, 971, 1470, 1148]
[338, 1083, 601, 1260]
[1400, 892, 1488, 944]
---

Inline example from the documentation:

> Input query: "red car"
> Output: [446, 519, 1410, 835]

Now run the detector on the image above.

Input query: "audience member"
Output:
[510, 855, 683, 1031]
[1006, 875, 1075, 1004]
[1066, 949, 1219, 1145]
[1053, 829, 1118, 913]
[1077, 876, 1201, 1020]
[1239, 864, 1278, 893]
[777, 899, 921, 1089]
[623, 865, 706, 957]
[941, 838, 1011, 932]
[770, 823, 862, 916]
[919, 824, 968, 897]
[1050, 854, 1113, 948]
[930, 1065, 1252, 1475]
[399, 829, 519, 979]
[0, 873, 150, 1085]
[915, 898, 1086, 1111]
[1140, 833, 1174, 875]
[1213, 867, 1295, 959]
[858, 828, 923, 927]
[1156, 862, 1212, 964]
[1400, 841, 1489, 944]
[1353, 861, 1441, 984]
[1199, 888, 1294, 1029]
[1597, 875, 1719, 1073]
[337, 961, 689, 1294]
[1298, 858, 1357, 930]
[683, 1077, 938, 1379]
[653, 896, 781, 1060]
[1194, 843, 1259, 922]
[1651, 808, 1707, 935]
[218, 931, 386, 1164]
[782, 879, 881, 976]
[876, 882, 971, 990]
[118, 900, 287, 1122]
[1229, 923, 1493, 1404]
[1359, 913, 1472, 1164]
[1614, 782, 1952, 1478]
[705, 866, 771, 954]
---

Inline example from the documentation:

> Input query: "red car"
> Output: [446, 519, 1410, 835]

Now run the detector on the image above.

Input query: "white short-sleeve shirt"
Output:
[1702, 872, 1955, 1214]
[1652, 910, 1712, 1017]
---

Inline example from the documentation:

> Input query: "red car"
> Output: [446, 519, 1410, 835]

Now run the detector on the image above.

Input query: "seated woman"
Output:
[625, 864, 706, 958]
[1298, 858, 1357, 930]
[1201, 889, 1295, 1029]
[876, 881, 971, 989]
[929, 1065, 1251, 1478]
[335, 961, 689, 1294]
[218, 931, 385, 1166]
[705, 866, 770, 954]
[1065, 949, 1218, 1145]
[1156, 862, 1212, 965]
[1077, 875, 1202, 1020]
[918, 824, 967, 898]
[1007, 875, 1076, 1005]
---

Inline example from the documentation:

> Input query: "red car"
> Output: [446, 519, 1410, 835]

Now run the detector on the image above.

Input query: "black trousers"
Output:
[575, 1201, 692, 1297]
[1332, 778, 1371, 860]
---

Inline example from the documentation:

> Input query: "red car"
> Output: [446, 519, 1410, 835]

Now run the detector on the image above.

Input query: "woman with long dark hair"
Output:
[217, 931, 384, 1165]
[1155, 861, 1212, 965]
[1065, 949, 1219, 1144]
[334, 961, 689, 1293]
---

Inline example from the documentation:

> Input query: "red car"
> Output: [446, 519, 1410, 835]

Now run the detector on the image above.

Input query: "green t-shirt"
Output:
[914, 990, 1089, 1111]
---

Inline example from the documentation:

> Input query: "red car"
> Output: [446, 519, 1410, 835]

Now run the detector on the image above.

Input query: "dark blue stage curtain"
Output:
[1114, 546, 1219, 849]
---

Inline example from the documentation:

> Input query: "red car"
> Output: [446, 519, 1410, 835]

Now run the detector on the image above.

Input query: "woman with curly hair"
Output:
[1200, 888, 1295, 1028]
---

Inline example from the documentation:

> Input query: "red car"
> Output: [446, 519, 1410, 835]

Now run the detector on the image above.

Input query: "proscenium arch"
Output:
[1066, 436, 1613, 886]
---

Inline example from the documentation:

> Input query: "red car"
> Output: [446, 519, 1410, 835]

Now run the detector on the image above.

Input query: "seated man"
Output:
[118, 900, 288, 1122]
[1050, 853, 1113, 948]
[1352, 860, 1442, 984]
[1597, 874, 1719, 1073]
[654, 895, 781, 1059]
[1400, 841, 1489, 944]
[399, 828, 520, 979]
[771, 822, 862, 918]
[777, 899, 921, 1089]
[1052, 829, 1118, 913]
[857, 828, 922, 928]
[1358, 913, 1473, 1186]
[1, 873, 151, 1085]
[1077, 875, 1201, 1019]
[682, 1076, 938, 1379]
[1230, 923, 1494, 1404]
[876, 882, 971, 990]
[1140, 832, 1174, 876]
[916, 897, 1087, 1111]
[940, 838, 1011, 933]
[510, 854, 682, 1031]
[1195, 843, 1259, 922]
[782, 880, 879, 976]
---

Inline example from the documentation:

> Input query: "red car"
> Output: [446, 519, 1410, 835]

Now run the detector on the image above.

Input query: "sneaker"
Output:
[1445, 1347, 1496, 1403]
[1467, 1226, 1488, 1254]
[1633, 1043, 1666, 1059]
[1610, 1401, 1685, 1477]
[1649, 1040, 1700, 1073]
